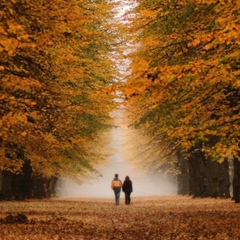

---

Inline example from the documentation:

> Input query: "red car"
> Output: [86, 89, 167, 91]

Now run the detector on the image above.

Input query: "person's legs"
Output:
[125, 192, 131, 205]
[114, 191, 118, 204]
[128, 192, 131, 204]
[124, 193, 128, 205]
[115, 191, 120, 205]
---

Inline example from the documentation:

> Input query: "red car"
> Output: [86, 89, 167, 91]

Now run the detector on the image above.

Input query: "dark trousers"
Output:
[124, 192, 131, 205]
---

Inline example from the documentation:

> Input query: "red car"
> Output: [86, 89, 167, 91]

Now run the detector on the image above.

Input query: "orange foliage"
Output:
[124, 0, 240, 164]
[0, 0, 118, 178]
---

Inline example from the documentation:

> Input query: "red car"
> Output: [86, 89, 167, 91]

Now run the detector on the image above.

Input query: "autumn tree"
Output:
[123, 0, 239, 200]
[0, 0, 119, 199]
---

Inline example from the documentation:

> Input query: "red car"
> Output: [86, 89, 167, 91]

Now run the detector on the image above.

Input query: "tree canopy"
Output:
[0, 0, 119, 179]
[0, 0, 239, 200]
[123, 0, 239, 169]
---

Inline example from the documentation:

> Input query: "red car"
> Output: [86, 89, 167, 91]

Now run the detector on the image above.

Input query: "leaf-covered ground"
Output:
[0, 196, 240, 239]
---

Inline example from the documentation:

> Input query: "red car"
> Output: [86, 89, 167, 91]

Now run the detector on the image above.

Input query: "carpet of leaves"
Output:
[0, 196, 240, 240]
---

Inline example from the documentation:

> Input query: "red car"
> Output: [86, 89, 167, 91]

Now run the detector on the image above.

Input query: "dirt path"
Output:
[0, 196, 240, 239]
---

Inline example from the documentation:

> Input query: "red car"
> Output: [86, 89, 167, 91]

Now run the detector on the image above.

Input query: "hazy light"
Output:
[57, 169, 177, 198]
[56, 0, 177, 199]
[57, 116, 177, 198]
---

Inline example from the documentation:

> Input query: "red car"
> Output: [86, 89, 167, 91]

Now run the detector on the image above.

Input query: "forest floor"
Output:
[0, 196, 240, 240]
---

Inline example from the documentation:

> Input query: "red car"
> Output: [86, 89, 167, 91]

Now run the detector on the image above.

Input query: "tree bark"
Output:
[188, 147, 208, 198]
[0, 160, 57, 200]
[205, 159, 230, 198]
[233, 158, 240, 203]
[176, 151, 189, 195]
[217, 159, 230, 198]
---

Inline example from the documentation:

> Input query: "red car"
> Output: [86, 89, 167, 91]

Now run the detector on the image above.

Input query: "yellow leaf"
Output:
[21, 131, 28, 137]
[192, 39, 201, 47]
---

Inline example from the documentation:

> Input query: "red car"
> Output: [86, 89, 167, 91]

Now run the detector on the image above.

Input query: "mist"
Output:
[56, 0, 177, 199]
[56, 113, 177, 198]
[57, 167, 177, 198]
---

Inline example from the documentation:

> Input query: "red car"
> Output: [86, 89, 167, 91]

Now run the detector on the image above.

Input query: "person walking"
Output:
[122, 176, 133, 205]
[111, 174, 122, 205]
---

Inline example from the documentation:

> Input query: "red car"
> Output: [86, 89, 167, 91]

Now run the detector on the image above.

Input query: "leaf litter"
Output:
[0, 196, 240, 239]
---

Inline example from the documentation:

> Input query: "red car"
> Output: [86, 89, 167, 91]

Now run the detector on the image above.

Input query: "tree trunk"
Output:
[205, 159, 230, 198]
[31, 176, 48, 198]
[233, 158, 240, 203]
[176, 152, 189, 195]
[0, 171, 14, 200]
[48, 176, 58, 197]
[206, 160, 219, 197]
[217, 159, 230, 198]
[188, 147, 208, 198]
[0, 160, 59, 200]
[0, 160, 32, 200]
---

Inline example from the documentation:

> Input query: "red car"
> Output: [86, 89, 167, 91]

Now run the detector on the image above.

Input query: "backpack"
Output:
[112, 180, 122, 188]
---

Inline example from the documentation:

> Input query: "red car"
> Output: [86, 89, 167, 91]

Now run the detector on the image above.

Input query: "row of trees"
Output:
[123, 0, 240, 202]
[0, 0, 119, 199]
[0, 0, 239, 203]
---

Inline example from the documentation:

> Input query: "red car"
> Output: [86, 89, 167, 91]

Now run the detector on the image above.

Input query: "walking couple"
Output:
[111, 174, 133, 205]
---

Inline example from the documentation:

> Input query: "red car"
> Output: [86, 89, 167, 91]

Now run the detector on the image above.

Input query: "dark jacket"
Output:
[122, 179, 133, 193]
